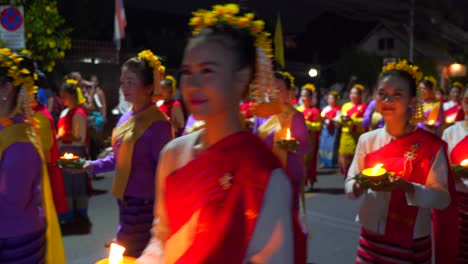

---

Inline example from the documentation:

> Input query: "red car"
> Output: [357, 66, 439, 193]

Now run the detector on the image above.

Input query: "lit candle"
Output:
[60, 152, 79, 161]
[109, 243, 125, 264]
[285, 128, 294, 140]
[362, 163, 387, 177]
[95, 243, 137, 264]
[461, 159, 468, 167]
[427, 120, 435, 125]
[342, 112, 347, 117]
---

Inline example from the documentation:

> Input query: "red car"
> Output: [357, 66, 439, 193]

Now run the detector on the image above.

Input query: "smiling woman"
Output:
[138, 3, 306, 264]
[345, 59, 458, 264]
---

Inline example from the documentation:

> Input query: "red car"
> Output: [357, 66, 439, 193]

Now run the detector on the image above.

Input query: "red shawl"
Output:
[346, 103, 367, 118]
[57, 107, 88, 145]
[365, 128, 458, 263]
[451, 134, 468, 164]
[165, 131, 306, 263]
[34, 104, 67, 214]
[445, 103, 463, 123]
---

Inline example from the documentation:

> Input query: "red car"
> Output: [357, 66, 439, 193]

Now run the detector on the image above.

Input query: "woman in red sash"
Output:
[442, 85, 468, 262]
[442, 82, 463, 124]
[345, 60, 457, 263]
[157, 75, 185, 137]
[138, 4, 305, 263]
[297, 83, 321, 190]
[57, 78, 90, 226]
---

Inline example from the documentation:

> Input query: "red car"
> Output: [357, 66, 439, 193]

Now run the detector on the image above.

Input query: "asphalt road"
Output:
[63, 169, 361, 264]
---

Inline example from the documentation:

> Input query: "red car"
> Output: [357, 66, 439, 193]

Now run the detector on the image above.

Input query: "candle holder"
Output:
[95, 256, 137, 264]
[424, 120, 437, 129]
[57, 153, 85, 169]
[452, 162, 468, 179]
[276, 138, 299, 151]
[354, 166, 396, 189]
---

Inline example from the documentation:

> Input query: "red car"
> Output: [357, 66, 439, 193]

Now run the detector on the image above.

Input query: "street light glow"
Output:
[309, 68, 318, 78]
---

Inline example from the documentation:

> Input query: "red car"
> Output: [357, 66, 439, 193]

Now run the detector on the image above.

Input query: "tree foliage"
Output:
[0, 0, 72, 72]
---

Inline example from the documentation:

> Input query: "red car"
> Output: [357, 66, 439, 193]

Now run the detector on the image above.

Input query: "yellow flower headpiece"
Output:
[452, 81, 463, 89]
[382, 59, 423, 84]
[164, 75, 177, 96]
[329, 90, 340, 100]
[137, 49, 166, 98]
[353, 83, 365, 92]
[189, 4, 271, 56]
[303, 83, 316, 92]
[138, 50, 162, 72]
[189, 3, 277, 111]
[0, 48, 38, 94]
[65, 78, 79, 87]
[276, 71, 295, 88]
[423, 76, 437, 88]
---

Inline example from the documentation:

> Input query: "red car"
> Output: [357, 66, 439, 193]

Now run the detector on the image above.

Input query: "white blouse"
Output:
[138, 130, 294, 264]
[344, 128, 450, 239]
[442, 121, 468, 192]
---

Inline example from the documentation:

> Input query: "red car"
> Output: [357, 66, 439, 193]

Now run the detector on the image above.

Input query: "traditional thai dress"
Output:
[318, 105, 341, 168]
[33, 104, 67, 215]
[345, 128, 458, 264]
[339, 102, 367, 177]
[57, 106, 89, 222]
[254, 106, 312, 194]
[442, 121, 468, 262]
[443, 100, 464, 124]
[362, 100, 384, 130]
[0, 116, 66, 264]
[90, 104, 172, 257]
[418, 100, 445, 136]
[157, 99, 184, 137]
[139, 130, 306, 263]
[297, 105, 321, 185]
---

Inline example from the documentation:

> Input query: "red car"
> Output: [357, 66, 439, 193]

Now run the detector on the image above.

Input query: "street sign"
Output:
[0, 5, 25, 49]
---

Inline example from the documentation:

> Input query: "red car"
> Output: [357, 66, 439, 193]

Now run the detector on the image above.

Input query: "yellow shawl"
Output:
[111, 105, 170, 199]
[0, 123, 66, 264]
[257, 105, 296, 166]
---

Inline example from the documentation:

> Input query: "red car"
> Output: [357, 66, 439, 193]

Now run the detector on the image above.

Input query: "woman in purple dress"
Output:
[0, 49, 65, 263]
[78, 50, 173, 257]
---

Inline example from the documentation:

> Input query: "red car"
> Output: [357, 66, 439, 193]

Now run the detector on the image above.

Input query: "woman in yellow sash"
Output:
[77, 50, 173, 257]
[418, 76, 445, 136]
[0, 49, 65, 263]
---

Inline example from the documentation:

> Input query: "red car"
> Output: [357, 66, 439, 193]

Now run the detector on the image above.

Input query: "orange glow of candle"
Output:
[427, 120, 435, 125]
[461, 159, 468, 167]
[109, 243, 125, 264]
[362, 163, 387, 177]
[61, 152, 78, 160]
[342, 112, 347, 117]
[285, 128, 293, 140]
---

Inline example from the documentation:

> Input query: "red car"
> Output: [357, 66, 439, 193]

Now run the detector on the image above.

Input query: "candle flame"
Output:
[285, 128, 291, 140]
[461, 159, 468, 167]
[342, 112, 347, 117]
[109, 243, 125, 264]
[446, 116, 455, 123]
[428, 120, 435, 125]
[63, 153, 74, 159]
[373, 163, 384, 175]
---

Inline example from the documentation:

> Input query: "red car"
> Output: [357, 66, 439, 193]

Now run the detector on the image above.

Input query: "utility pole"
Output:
[409, 0, 415, 62]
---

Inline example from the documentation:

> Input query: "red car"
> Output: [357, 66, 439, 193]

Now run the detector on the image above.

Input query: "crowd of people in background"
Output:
[2, 3, 468, 264]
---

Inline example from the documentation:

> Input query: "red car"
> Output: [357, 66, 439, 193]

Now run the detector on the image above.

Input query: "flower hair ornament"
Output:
[64, 78, 86, 105]
[303, 83, 316, 93]
[276, 71, 295, 88]
[164, 75, 177, 96]
[381, 59, 424, 124]
[137, 49, 165, 98]
[189, 3, 278, 114]
[0, 48, 38, 123]
[452, 81, 463, 89]
[423, 76, 437, 88]
[352, 84, 365, 92]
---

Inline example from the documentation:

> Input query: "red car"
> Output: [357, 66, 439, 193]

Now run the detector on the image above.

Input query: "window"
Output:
[387, 38, 394, 49]
[378, 38, 385, 50]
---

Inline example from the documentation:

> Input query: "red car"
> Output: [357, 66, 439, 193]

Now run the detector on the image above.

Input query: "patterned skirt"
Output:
[457, 191, 468, 262]
[0, 228, 45, 264]
[116, 197, 154, 258]
[356, 228, 431, 264]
